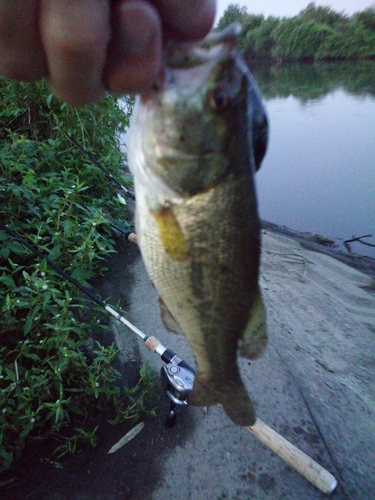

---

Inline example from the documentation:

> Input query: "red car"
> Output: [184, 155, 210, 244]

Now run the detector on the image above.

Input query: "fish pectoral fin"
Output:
[190, 374, 256, 426]
[238, 286, 267, 359]
[159, 298, 182, 334]
[152, 206, 188, 261]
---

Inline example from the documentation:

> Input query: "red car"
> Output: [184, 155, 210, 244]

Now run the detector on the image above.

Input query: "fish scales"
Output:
[129, 24, 268, 426]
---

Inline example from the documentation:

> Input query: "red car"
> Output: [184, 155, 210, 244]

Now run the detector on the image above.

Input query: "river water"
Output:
[122, 61, 375, 258]
[252, 61, 375, 258]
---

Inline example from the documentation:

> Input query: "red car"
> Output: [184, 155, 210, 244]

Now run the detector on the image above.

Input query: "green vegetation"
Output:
[218, 2, 375, 61]
[0, 79, 156, 471]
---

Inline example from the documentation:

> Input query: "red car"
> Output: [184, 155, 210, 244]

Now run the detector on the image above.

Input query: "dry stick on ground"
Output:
[344, 234, 375, 252]
[344, 235, 375, 247]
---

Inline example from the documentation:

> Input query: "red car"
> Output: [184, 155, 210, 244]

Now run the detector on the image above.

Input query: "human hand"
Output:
[0, 0, 215, 105]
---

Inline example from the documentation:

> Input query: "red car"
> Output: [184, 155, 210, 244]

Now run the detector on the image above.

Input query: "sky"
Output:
[215, 0, 375, 23]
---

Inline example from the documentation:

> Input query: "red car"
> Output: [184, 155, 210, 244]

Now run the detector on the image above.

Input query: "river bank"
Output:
[262, 221, 375, 279]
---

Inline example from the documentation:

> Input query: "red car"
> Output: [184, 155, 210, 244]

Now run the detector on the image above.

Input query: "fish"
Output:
[128, 24, 268, 426]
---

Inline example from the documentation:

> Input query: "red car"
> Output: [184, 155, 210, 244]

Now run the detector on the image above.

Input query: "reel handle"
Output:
[165, 402, 177, 428]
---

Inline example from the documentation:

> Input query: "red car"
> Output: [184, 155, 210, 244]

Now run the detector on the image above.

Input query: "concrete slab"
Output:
[113, 229, 375, 499]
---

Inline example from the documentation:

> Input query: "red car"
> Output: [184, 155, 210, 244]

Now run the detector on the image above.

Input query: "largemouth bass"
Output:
[128, 24, 268, 426]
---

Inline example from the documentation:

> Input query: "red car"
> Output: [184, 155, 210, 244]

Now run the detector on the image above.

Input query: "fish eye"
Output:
[208, 89, 229, 111]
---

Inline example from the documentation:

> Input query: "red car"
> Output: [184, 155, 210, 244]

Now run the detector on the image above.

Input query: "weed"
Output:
[0, 78, 153, 471]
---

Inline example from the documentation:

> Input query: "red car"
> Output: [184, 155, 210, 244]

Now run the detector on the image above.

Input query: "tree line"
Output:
[218, 2, 375, 61]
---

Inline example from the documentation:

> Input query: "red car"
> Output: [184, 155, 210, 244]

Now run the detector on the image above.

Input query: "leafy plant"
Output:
[218, 2, 375, 61]
[0, 78, 156, 472]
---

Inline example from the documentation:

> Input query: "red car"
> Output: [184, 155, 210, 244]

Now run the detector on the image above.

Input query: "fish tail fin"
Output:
[190, 375, 256, 427]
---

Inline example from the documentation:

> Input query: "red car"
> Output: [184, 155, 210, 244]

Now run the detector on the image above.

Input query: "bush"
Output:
[218, 2, 375, 61]
[0, 79, 155, 472]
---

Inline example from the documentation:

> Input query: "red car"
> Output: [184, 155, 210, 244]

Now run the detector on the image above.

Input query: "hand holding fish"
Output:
[0, 0, 215, 104]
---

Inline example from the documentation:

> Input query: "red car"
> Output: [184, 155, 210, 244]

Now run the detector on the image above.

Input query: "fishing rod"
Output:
[1, 149, 339, 491]
[0, 221, 194, 427]
[110, 223, 138, 246]
[0, 221, 338, 493]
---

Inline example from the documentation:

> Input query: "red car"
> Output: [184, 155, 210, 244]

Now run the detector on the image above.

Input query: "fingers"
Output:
[0, 0, 216, 104]
[103, 0, 216, 95]
[40, 0, 110, 105]
[154, 0, 216, 41]
[104, 1, 162, 95]
[0, 0, 47, 80]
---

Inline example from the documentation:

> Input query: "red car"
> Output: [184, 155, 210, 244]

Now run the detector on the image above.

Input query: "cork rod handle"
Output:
[247, 418, 337, 494]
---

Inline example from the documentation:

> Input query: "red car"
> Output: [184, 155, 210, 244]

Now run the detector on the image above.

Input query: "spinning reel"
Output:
[159, 349, 195, 427]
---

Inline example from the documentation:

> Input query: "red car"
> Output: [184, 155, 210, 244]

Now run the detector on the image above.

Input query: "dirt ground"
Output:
[2, 226, 374, 500]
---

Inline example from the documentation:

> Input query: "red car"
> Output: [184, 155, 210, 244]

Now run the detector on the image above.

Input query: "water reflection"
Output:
[252, 61, 375, 258]
[251, 60, 375, 101]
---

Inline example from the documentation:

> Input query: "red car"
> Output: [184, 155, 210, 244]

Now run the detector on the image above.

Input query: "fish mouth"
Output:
[147, 23, 241, 95]
[164, 23, 241, 69]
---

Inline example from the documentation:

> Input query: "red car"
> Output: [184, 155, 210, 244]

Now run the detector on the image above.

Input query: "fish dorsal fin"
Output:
[159, 298, 182, 334]
[238, 287, 267, 359]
